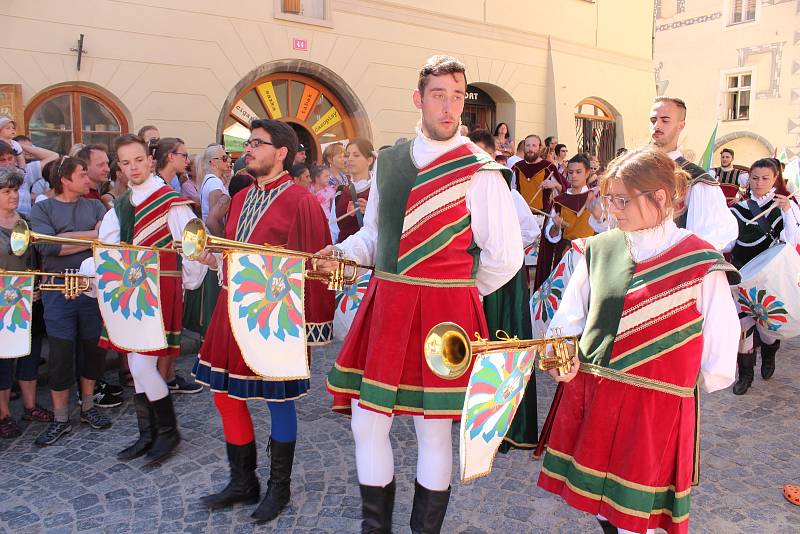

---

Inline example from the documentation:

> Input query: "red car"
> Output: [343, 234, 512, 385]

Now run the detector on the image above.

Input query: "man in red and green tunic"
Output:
[322, 56, 523, 534]
[97, 134, 207, 464]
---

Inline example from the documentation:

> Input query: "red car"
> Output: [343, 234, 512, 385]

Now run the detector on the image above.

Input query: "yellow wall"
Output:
[654, 0, 800, 166]
[0, 0, 655, 154]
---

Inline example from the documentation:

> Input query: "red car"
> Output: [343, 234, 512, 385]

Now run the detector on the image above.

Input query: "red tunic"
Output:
[333, 181, 370, 243]
[99, 186, 190, 356]
[538, 234, 728, 534]
[193, 173, 334, 400]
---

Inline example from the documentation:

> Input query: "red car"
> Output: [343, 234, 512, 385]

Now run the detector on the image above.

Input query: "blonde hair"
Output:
[197, 144, 226, 182]
[600, 146, 688, 220]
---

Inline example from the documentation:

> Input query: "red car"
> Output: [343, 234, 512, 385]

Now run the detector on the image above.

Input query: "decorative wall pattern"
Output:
[737, 42, 784, 99]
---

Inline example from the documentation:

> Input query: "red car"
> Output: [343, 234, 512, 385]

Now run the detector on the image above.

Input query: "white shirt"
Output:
[510, 189, 540, 245]
[547, 220, 739, 393]
[200, 173, 228, 222]
[336, 125, 523, 296]
[667, 150, 738, 251]
[17, 160, 43, 217]
[328, 177, 371, 244]
[724, 188, 800, 252]
[96, 175, 207, 290]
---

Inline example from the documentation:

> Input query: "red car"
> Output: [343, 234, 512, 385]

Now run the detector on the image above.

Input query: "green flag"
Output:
[698, 123, 718, 171]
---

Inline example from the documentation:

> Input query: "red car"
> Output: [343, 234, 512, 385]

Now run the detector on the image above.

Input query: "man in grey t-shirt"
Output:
[29, 156, 112, 446]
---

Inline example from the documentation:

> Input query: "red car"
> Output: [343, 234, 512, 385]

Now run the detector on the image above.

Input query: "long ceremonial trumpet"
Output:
[0, 269, 92, 298]
[181, 218, 369, 291]
[423, 322, 576, 380]
[10, 220, 179, 257]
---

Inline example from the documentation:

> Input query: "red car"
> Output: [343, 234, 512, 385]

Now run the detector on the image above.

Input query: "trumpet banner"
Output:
[523, 235, 540, 267]
[333, 271, 371, 341]
[228, 252, 309, 380]
[0, 274, 33, 358]
[530, 249, 577, 337]
[94, 246, 167, 352]
[459, 348, 536, 482]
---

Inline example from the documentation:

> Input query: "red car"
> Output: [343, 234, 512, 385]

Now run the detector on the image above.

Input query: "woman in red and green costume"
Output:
[537, 146, 741, 534]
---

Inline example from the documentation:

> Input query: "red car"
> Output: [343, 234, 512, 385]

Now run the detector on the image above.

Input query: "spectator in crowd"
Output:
[181, 157, 201, 212]
[11, 136, 59, 217]
[198, 144, 231, 236]
[544, 136, 558, 153]
[554, 143, 568, 177]
[138, 125, 160, 144]
[494, 122, 514, 157]
[32, 160, 56, 203]
[0, 115, 25, 169]
[154, 138, 189, 194]
[309, 164, 335, 215]
[322, 143, 347, 187]
[328, 138, 374, 243]
[102, 159, 129, 208]
[293, 144, 308, 166]
[228, 171, 254, 199]
[0, 166, 53, 439]
[588, 154, 601, 187]
[76, 145, 111, 203]
[30, 156, 112, 446]
[507, 139, 524, 168]
[290, 163, 311, 188]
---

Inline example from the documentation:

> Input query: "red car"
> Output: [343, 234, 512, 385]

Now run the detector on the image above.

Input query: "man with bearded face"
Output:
[648, 97, 737, 251]
[192, 119, 334, 524]
[512, 135, 563, 211]
[321, 55, 523, 533]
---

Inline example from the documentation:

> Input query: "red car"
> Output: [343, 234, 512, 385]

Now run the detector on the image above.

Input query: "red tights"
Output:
[213, 392, 255, 445]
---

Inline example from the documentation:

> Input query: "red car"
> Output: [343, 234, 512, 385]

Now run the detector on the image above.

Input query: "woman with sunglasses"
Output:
[537, 146, 740, 534]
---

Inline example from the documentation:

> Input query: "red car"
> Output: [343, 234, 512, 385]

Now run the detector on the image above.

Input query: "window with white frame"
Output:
[275, 0, 331, 26]
[729, 0, 756, 24]
[724, 72, 751, 120]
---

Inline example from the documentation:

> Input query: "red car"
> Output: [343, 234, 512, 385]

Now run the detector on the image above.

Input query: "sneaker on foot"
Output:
[0, 416, 22, 438]
[22, 404, 54, 422]
[94, 391, 123, 409]
[35, 421, 72, 446]
[95, 380, 124, 397]
[80, 407, 112, 429]
[167, 373, 203, 394]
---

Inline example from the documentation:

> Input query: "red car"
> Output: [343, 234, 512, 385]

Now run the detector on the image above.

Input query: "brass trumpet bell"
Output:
[423, 322, 577, 380]
[181, 218, 366, 292]
[0, 269, 92, 298]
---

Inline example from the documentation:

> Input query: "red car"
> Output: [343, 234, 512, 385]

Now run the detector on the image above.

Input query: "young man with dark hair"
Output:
[30, 156, 111, 446]
[322, 54, 522, 533]
[193, 119, 334, 523]
[711, 147, 749, 188]
[75, 145, 110, 202]
[649, 96, 737, 251]
[87, 133, 206, 462]
[467, 128, 496, 154]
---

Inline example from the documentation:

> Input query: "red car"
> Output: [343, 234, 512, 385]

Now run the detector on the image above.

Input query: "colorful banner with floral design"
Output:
[0, 274, 33, 358]
[333, 271, 371, 341]
[228, 252, 308, 380]
[736, 243, 800, 344]
[530, 248, 577, 337]
[94, 246, 167, 352]
[459, 348, 536, 482]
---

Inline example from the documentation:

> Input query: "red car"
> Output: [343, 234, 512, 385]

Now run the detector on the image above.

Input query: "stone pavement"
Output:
[1, 336, 799, 534]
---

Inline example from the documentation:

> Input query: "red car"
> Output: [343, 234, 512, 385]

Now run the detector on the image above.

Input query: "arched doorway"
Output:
[574, 98, 617, 166]
[461, 85, 496, 132]
[221, 70, 363, 163]
[713, 131, 774, 167]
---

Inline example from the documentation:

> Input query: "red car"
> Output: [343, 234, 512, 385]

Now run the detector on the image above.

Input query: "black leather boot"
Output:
[251, 437, 295, 522]
[410, 479, 451, 534]
[359, 478, 395, 533]
[201, 441, 260, 508]
[597, 517, 618, 533]
[732, 352, 756, 395]
[117, 393, 155, 460]
[760, 339, 779, 380]
[145, 395, 181, 462]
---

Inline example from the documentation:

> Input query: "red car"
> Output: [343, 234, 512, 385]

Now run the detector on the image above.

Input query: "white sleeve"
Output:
[544, 208, 562, 244]
[168, 204, 208, 290]
[337, 177, 379, 267]
[467, 169, 524, 296]
[779, 201, 800, 246]
[510, 189, 540, 244]
[588, 214, 607, 233]
[697, 270, 739, 393]
[545, 254, 590, 338]
[98, 208, 121, 245]
[327, 193, 340, 245]
[738, 172, 749, 188]
[685, 182, 738, 252]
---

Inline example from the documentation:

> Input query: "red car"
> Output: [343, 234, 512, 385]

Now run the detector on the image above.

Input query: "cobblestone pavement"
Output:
[1, 336, 798, 534]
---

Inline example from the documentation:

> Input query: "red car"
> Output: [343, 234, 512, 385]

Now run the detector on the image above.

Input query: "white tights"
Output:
[350, 399, 453, 491]
[127, 353, 169, 401]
